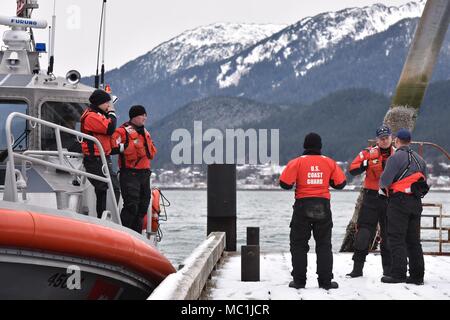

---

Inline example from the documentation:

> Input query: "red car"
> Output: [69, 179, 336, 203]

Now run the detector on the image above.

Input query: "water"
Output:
[157, 190, 450, 267]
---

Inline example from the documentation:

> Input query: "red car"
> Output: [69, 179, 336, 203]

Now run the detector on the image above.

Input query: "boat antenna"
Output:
[47, 0, 56, 76]
[101, 0, 107, 88]
[95, 0, 107, 89]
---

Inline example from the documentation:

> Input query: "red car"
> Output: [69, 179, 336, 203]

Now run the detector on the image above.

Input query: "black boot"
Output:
[406, 277, 424, 285]
[381, 276, 406, 284]
[382, 263, 391, 277]
[289, 281, 305, 289]
[346, 261, 364, 278]
[319, 281, 339, 290]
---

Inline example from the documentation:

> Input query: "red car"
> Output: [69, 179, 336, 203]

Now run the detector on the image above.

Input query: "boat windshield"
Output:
[41, 101, 87, 152]
[0, 101, 28, 151]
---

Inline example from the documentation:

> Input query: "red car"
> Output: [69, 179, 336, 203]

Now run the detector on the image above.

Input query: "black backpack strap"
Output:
[410, 151, 423, 172]
[395, 149, 423, 183]
[393, 149, 412, 183]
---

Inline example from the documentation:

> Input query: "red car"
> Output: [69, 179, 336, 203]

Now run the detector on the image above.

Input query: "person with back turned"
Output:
[80, 89, 120, 218]
[346, 125, 395, 278]
[113, 105, 157, 233]
[380, 129, 429, 285]
[279, 133, 346, 290]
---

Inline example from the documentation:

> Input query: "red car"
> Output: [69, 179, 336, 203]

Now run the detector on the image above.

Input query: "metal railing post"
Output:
[439, 205, 443, 255]
[54, 127, 64, 165]
[4, 112, 18, 202]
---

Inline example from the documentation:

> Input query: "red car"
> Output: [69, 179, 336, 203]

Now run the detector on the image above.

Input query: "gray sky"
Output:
[0, 0, 412, 77]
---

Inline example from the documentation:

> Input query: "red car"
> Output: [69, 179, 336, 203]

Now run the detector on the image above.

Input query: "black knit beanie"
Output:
[89, 89, 111, 107]
[129, 105, 147, 119]
[304, 132, 322, 150]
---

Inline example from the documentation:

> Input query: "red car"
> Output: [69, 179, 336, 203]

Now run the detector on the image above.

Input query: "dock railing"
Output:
[421, 203, 450, 255]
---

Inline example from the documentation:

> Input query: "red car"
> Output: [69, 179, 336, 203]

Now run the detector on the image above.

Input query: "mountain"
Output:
[83, 23, 285, 114]
[214, 0, 426, 90]
[150, 96, 287, 168]
[150, 81, 450, 168]
[92, 0, 440, 123]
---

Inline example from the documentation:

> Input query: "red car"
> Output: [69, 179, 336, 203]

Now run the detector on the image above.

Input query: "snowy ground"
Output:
[206, 252, 450, 300]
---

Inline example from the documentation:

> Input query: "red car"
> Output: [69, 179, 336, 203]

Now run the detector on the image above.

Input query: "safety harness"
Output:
[395, 149, 422, 183]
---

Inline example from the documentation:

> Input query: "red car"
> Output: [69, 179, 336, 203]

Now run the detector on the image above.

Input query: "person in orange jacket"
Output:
[113, 105, 157, 233]
[280, 133, 346, 290]
[380, 129, 429, 285]
[80, 89, 120, 218]
[346, 125, 395, 278]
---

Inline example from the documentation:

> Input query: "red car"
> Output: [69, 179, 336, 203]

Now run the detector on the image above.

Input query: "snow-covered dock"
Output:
[205, 252, 450, 300]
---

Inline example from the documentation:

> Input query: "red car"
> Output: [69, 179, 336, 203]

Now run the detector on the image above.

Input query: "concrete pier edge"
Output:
[148, 232, 226, 300]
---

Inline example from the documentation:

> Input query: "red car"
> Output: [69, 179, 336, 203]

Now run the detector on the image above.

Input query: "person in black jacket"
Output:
[380, 129, 428, 285]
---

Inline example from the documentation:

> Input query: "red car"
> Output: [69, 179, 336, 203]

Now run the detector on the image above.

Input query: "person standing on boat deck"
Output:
[113, 105, 157, 233]
[80, 89, 120, 218]
[380, 129, 429, 285]
[346, 125, 395, 278]
[279, 133, 346, 290]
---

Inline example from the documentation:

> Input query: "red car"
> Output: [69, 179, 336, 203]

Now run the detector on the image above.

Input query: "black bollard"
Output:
[241, 245, 260, 281]
[247, 227, 260, 246]
[242, 227, 260, 281]
[207, 164, 237, 251]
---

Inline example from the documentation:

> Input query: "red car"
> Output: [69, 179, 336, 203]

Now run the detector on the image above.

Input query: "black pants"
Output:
[83, 156, 120, 219]
[353, 190, 391, 273]
[120, 169, 151, 233]
[387, 193, 424, 280]
[290, 198, 333, 285]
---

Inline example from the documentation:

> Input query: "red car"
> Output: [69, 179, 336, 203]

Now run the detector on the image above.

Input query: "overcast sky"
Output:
[0, 0, 413, 77]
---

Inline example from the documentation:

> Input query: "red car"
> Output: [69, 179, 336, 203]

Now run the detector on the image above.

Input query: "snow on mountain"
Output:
[110, 23, 286, 83]
[99, 0, 434, 123]
[146, 23, 287, 75]
[217, 0, 425, 88]
[102, 23, 286, 96]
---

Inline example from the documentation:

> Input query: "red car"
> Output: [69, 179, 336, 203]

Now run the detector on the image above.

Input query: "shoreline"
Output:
[155, 186, 450, 193]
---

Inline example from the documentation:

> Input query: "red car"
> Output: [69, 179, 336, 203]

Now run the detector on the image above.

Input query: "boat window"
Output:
[0, 101, 28, 151]
[41, 101, 87, 152]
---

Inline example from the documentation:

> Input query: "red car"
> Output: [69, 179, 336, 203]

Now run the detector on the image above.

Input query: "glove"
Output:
[107, 111, 117, 120]
[360, 159, 369, 172]
[411, 179, 430, 198]
[107, 103, 116, 112]
[378, 188, 387, 197]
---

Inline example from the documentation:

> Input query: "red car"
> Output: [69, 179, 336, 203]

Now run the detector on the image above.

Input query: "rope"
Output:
[152, 187, 170, 242]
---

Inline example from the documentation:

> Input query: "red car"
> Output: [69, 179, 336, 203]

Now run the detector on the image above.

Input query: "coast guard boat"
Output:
[0, 0, 175, 300]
